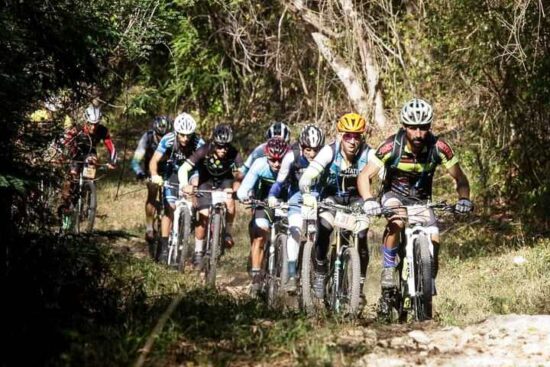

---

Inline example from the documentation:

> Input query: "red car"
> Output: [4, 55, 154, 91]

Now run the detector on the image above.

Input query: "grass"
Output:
[8, 171, 549, 366]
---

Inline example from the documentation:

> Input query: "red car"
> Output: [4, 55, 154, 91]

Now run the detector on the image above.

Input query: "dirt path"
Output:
[343, 315, 550, 366]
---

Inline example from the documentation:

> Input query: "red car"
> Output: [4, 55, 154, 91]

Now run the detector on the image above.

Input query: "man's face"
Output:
[404, 124, 431, 149]
[214, 143, 229, 159]
[86, 123, 97, 134]
[340, 132, 363, 156]
[267, 157, 282, 172]
[302, 146, 318, 162]
[177, 133, 191, 147]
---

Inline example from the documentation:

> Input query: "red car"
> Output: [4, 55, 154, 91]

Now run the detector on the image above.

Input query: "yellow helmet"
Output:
[337, 113, 366, 133]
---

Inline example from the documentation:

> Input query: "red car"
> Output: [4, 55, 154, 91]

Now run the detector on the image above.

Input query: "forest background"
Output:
[1, 0, 549, 365]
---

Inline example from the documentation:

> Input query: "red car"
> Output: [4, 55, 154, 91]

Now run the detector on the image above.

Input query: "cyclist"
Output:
[179, 124, 244, 267]
[131, 116, 172, 243]
[59, 105, 116, 212]
[149, 113, 204, 262]
[240, 121, 291, 175]
[298, 113, 373, 300]
[267, 124, 325, 292]
[237, 138, 289, 295]
[358, 98, 472, 292]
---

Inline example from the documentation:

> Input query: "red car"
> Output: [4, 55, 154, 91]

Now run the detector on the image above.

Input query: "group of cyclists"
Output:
[61, 97, 474, 310]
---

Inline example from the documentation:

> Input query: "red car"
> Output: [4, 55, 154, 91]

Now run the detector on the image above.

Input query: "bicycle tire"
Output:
[266, 233, 287, 308]
[300, 240, 323, 314]
[177, 207, 192, 272]
[414, 234, 433, 321]
[205, 212, 222, 286]
[75, 180, 96, 233]
[338, 246, 361, 317]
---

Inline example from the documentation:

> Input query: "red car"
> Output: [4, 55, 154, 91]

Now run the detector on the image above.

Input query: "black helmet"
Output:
[153, 116, 171, 136]
[266, 121, 290, 143]
[212, 123, 233, 144]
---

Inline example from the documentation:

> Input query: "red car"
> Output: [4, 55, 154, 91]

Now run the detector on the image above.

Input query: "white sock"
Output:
[195, 238, 205, 253]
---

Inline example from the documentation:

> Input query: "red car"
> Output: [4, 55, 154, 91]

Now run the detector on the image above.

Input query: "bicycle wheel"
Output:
[266, 233, 287, 308]
[337, 246, 362, 317]
[177, 206, 192, 272]
[205, 212, 222, 286]
[413, 234, 433, 321]
[300, 240, 323, 314]
[78, 181, 96, 233]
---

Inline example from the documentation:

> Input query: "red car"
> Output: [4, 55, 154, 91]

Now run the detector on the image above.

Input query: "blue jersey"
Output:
[237, 157, 278, 201]
[304, 141, 371, 198]
[155, 132, 204, 174]
[240, 143, 266, 176]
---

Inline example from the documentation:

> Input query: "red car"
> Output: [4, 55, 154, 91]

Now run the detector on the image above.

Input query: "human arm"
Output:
[298, 145, 334, 193]
[239, 143, 265, 176]
[131, 133, 148, 176]
[268, 150, 293, 199]
[236, 159, 262, 202]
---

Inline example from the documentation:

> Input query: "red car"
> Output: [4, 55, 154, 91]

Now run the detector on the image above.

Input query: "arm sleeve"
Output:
[103, 131, 117, 164]
[240, 144, 264, 175]
[435, 139, 459, 169]
[299, 145, 334, 192]
[178, 162, 194, 189]
[236, 159, 262, 201]
[269, 150, 293, 198]
[131, 133, 148, 174]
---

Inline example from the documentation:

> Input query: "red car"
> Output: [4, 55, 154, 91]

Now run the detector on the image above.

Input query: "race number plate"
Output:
[211, 191, 228, 205]
[334, 211, 357, 231]
[83, 166, 97, 179]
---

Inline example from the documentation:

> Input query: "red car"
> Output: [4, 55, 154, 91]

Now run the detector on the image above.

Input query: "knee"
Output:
[289, 226, 301, 241]
[388, 219, 404, 232]
[319, 216, 333, 232]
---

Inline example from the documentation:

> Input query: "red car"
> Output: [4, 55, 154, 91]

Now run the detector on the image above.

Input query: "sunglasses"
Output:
[342, 132, 363, 142]
[177, 133, 192, 139]
[267, 157, 282, 163]
[214, 143, 229, 150]
[404, 124, 430, 131]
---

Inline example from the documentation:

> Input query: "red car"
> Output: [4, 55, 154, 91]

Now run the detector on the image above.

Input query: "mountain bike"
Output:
[377, 201, 456, 322]
[61, 160, 106, 234]
[167, 193, 193, 272]
[320, 200, 367, 317]
[195, 189, 230, 287]
[247, 200, 289, 307]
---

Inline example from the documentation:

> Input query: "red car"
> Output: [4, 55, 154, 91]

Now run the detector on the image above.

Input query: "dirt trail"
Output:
[352, 314, 550, 366]
[219, 270, 550, 366]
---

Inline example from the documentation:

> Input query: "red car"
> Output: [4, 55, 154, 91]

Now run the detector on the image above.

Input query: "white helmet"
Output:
[266, 121, 291, 143]
[299, 124, 325, 149]
[84, 105, 102, 124]
[174, 112, 197, 134]
[400, 98, 433, 125]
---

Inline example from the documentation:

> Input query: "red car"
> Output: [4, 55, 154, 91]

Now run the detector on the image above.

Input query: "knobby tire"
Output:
[414, 234, 433, 321]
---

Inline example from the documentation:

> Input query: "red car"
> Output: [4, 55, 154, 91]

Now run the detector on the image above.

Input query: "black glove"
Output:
[456, 198, 473, 213]
[136, 172, 147, 181]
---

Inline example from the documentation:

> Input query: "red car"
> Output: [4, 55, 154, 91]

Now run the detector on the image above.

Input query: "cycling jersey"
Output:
[302, 141, 372, 198]
[131, 130, 163, 176]
[371, 132, 458, 200]
[269, 142, 319, 198]
[237, 157, 278, 201]
[240, 142, 266, 175]
[181, 142, 243, 185]
[63, 124, 117, 163]
[155, 132, 204, 175]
